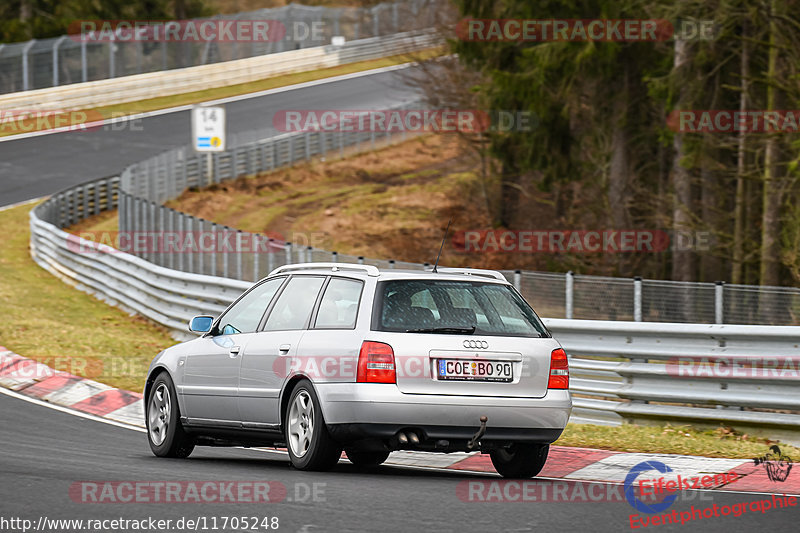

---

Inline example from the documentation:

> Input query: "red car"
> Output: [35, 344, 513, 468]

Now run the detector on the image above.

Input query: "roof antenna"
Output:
[432, 219, 452, 273]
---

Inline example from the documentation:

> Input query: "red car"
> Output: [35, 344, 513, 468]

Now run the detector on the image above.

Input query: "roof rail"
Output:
[268, 262, 380, 277]
[434, 267, 507, 281]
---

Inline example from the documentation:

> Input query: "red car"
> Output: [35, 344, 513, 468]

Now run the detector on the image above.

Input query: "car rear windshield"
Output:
[372, 279, 549, 337]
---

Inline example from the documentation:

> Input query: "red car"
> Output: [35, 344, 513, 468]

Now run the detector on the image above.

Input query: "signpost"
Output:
[192, 106, 226, 185]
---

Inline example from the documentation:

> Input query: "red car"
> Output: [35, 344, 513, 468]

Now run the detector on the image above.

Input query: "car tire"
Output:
[146, 373, 195, 458]
[345, 449, 390, 468]
[490, 443, 549, 478]
[285, 380, 342, 471]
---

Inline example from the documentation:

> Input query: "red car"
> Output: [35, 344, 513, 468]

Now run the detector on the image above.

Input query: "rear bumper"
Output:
[316, 383, 571, 444]
[328, 423, 563, 444]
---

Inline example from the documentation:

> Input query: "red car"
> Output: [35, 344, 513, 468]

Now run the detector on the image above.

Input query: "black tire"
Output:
[284, 380, 342, 471]
[490, 443, 549, 478]
[146, 373, 195, 458]
[345, 449, 390, 468]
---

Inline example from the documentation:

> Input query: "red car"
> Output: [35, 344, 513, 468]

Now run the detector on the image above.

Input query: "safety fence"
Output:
[34, 103, 800, 327]
[29, 207, 800, 436]
[0, 29, 441, 113]
[28, 138, 800, 438]
[0, 0, 442, 94]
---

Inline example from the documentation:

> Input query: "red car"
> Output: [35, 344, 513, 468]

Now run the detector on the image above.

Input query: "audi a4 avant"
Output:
[144, 263, 571, 478]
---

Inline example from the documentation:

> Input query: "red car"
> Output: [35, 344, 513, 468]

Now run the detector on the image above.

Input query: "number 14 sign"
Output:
[192, 106, 226, 152]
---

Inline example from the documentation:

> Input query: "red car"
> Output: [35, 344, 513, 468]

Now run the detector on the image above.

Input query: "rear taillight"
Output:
[548, 348, 569, 389]
[357, 341, 396, 383]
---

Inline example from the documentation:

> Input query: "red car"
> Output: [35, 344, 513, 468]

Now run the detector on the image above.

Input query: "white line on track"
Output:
[0, 63, 415, 144]
[0, 196, 45, 212]
[0, 385, 145, 432]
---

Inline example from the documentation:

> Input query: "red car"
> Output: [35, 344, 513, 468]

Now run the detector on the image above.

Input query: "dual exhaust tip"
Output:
[396, 431, 420, 446]
[394, 416, 488, 450]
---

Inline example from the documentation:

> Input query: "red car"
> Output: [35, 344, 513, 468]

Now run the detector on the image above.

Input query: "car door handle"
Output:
[279, 344, 291, 355]
[229, 346, 241, 358]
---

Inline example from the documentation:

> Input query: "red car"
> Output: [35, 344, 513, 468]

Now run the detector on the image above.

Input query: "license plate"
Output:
[436, 359, 513, 382]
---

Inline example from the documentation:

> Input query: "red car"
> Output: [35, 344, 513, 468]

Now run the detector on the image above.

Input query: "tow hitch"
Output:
[467, 416, 488, 450]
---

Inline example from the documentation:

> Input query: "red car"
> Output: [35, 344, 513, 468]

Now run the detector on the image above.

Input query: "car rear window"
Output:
[372, 279, 549, 337]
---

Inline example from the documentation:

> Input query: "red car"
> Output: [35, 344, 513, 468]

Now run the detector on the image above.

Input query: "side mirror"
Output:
[189, 315, 214, 333]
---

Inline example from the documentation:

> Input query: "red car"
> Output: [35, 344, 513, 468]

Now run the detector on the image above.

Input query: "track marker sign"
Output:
[192, 106, 226, 152]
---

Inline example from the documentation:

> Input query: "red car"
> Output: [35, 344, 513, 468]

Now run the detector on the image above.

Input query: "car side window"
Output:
[313, 278, 364, 329]
[216, 277, 285, 335]
[263, 276, 325, 331]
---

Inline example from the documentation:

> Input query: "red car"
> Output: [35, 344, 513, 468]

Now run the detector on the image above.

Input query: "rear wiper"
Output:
[406, 326, 477, 334]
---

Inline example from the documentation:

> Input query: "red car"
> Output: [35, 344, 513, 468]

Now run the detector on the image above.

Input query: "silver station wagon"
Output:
[145, 263, 571, 478]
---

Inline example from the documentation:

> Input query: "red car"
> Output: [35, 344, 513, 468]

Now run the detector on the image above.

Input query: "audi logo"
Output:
[463, 340, 489, 349]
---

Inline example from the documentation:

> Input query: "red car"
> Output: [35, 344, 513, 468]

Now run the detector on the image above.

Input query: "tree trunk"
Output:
[760, 2, 782, 287]
[19, 0, 32, 21]
[609, 63, 630, 230]
[732, 23, 749, 285]
[671, 38, 694, 283]
[700, 138, 722, 282]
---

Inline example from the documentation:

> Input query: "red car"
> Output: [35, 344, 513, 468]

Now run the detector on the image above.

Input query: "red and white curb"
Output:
[1, 347, 795, 495]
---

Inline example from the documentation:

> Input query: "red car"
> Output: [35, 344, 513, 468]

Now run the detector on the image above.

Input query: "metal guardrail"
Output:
[0, 0, 442, 94]
[546, 319, 800, 432]
[0, 29, 442, 113]
[29, 204, 800, 435]
[23, 26, 800, 436]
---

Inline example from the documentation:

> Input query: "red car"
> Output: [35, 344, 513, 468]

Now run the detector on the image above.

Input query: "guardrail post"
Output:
[285, 242, 293, 265]
[52, 36, 67, 86]
[109, 31, 116, 78]
[715, 281, 725, 324]
[358, 256, 365, 265]
[22, 40, 35, 91]
[177, 214, 184, 272]
[513, 269, 522, 292]
[222, 227, 230, 278]
[565, 271, 574, 319]
[306, 245, 313, 263]
[81, 40, 87, 82]
[634, 276, 643, 322]
[236, 231, 243, 280]
[389, 259, 395, 269]
[267, 239, 275, 273]
[186, 217, 194, 273]
[149, 201, 157, 264]
[169, 209, 176, 271]
[332, 251, 338, 263]
[253, 240, 260, 281]
[158, 205, 165, 267]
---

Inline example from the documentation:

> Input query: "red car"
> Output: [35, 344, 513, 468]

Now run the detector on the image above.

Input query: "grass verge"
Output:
[0, 47, 445, 138]
[556, 422, 800, 459]
[0, 203, 176, 391]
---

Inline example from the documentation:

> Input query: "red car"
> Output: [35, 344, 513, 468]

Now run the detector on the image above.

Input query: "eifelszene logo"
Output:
[624, 461, 678, 514]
